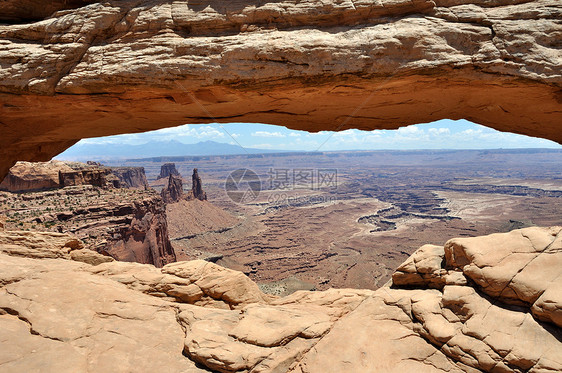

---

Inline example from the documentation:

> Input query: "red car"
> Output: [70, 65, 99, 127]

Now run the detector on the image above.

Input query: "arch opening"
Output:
[0, 0, 561, 369]
[2, 119, 561, 290]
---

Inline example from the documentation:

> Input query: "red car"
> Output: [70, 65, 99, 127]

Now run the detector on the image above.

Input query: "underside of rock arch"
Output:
[0, 0, 560, 178]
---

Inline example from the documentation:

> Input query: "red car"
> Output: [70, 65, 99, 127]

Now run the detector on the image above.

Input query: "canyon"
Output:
[0, 161, 175, 267]
[117, 150, 562, 293]
[0, 0, 560, 371]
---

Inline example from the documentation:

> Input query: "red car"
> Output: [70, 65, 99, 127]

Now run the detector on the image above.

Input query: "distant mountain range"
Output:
[56, 139, 562, 162]
[56, 140, 287, 161]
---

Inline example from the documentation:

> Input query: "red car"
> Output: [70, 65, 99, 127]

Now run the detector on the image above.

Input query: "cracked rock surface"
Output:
[0, 226, 561, 372]
[0, 0, 561, 178]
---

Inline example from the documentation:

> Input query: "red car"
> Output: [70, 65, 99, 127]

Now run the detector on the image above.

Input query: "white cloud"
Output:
[66, 119, 562, 153]
[127, 124, 227, 142]
[80, 138, 116, 145]
[397, 126, 423, 135]
[307, 131, 330, 137]
[429, 128, 450, 135]
[152, 126, 187, 135]
[331, 130, 359, 143]
[460, 128, 483, 136]
[251, 131, 286, 138]
[196, 126, 225, 138]
[252, 143, 274, 149]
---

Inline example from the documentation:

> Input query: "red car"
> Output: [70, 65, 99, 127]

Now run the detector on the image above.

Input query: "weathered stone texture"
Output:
[0, 227, 560, 372]
[0, 0, 560, 178]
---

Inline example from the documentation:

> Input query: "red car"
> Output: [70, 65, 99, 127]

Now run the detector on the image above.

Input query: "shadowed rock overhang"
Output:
[0, 0, 561, 178]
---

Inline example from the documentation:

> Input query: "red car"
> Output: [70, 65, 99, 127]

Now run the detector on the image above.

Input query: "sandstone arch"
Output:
[0, 0, 560, 178]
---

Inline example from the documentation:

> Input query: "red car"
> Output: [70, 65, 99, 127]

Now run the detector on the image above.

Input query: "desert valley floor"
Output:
[2, 149, 562, 295]
[95, 148, 562, 294]
[0, 149, 561, 372]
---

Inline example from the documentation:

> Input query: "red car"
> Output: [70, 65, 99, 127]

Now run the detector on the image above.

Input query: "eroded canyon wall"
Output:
[3, 186, 176, 267]
[0, 161, 174, 267]
[0, 0, 561, 178]
[0, 161, 149, 192]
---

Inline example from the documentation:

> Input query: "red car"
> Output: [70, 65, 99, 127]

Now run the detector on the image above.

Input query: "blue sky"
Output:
[74, 119, 560, 151]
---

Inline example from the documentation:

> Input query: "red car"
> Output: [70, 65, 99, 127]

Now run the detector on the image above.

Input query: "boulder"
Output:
[444, 227, 562, 311]
[0, 227, 561, 372]
[163, 260, 274, 307]
[0, 230, 83, 259]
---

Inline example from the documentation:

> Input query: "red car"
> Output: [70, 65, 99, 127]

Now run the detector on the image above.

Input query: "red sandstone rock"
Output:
[59, 168, 112, 189]
[108, 194, 176, 267]
[161, 168, 207, 204]
[0, 0, 560, 179]
[157, 163, 181, 180]
[0, 161, 149, 192]
[107, 167, 149, 189]
[161, 174, 186, 204]
[0, 161, 73, 192]
[186, 169, 207, 202]
[0, 227, 560, 372]
[0, 184, 176, 267]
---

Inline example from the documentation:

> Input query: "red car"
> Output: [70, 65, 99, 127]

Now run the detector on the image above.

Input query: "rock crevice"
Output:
[0, 226, 560, 372]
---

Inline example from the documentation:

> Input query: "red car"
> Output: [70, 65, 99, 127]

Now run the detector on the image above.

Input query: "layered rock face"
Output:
[187, 168, 207, 201]
[0, 161, 148, 192]
[59, 167, 114, 189]
[0, 0, 561, 178]
[0, 227, 560, 372]
[112, 193, 176, 267]
[0, 161, 72, 192]
[0, 185, 176, 267]
[161, 174, 186, 204]
[158, 163, 181, 180]
[107, 166, 149, 189]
